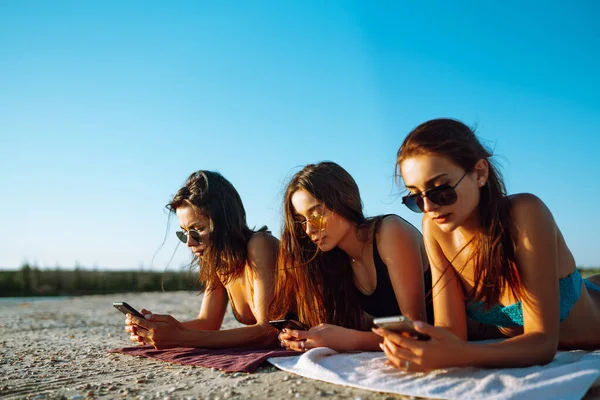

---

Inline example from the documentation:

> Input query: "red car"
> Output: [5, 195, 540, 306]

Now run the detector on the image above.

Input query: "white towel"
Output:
[268, 348, 600, 400]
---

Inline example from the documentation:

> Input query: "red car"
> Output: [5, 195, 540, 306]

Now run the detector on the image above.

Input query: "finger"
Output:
[285, 329, 309, 340]
[373, 328, 423, 351]
[144, 313, 174, 323]
[278, 332, 295, 341]
[380, 341, 403, 369]
[140, 308, 152, 315]
[383, 338, 418, 362]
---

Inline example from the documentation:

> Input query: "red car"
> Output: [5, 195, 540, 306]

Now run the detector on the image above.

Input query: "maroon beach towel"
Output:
[108, 346, 297, 373]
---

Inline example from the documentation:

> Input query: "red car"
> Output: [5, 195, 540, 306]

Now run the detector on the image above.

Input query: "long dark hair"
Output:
[269, 161, 371, 330]
[396, 118, 524, 307]
[167, 170, 266, 292]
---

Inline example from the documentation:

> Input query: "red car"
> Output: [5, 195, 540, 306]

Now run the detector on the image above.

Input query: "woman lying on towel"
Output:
[374, 118, 600, 371]
[273, 161, 433, 352]
[124, 170, 280, 349]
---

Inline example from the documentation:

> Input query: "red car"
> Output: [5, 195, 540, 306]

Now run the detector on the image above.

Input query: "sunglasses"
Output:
[295, 211, 328, 230]
[402, 171, 469, 213]
[175, 229, 204, 244]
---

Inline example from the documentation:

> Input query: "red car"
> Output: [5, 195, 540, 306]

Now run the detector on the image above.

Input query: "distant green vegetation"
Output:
[1, 264, 598, 298]
[579, 267, 600, 279]
[0, 263, 201, 297]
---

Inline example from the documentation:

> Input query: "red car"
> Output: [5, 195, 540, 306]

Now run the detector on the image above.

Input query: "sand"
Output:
[1, 291, 599, 400]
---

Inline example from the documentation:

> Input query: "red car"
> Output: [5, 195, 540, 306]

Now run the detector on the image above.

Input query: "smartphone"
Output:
[113, 301, 145, 319]
[373, 316, 430, 341]
[269, 319, 307, 331]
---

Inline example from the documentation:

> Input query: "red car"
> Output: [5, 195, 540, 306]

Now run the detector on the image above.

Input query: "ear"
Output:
[473, 159, 489, 188]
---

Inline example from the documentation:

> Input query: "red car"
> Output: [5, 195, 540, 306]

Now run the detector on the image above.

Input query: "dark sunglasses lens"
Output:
[189, 230, 203, 244]
[175, 231, 187, 243]
[402, 195, 424, 213]
[429, 187, 457, 206]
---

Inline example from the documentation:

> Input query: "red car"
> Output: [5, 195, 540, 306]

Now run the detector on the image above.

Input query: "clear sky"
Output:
[1, 1, 599, 270]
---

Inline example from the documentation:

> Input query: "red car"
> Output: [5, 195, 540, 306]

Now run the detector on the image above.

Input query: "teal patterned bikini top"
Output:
[465, 269, 599, 328]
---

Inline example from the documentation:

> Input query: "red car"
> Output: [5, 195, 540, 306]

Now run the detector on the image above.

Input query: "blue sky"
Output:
[1, 1, 599, 270]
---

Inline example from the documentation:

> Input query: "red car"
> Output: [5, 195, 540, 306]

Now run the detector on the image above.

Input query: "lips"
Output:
[432, 214, 450, 223]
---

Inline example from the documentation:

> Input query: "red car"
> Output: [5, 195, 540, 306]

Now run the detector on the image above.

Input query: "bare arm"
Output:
[460, 194, 560, 367]
[133, 233, 280, 349]
[378, 215, 428, 322]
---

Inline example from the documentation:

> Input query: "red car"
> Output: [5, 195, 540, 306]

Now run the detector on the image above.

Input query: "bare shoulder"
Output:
[377, 214, 422, 242]
[247, 231, 279, 268]
[508, 193, 555, 228]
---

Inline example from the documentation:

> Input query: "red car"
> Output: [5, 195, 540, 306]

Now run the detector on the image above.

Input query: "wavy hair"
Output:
[167, 171, 266, 292]
[396, 118, 523, 307]
[269, 161, 371, 330]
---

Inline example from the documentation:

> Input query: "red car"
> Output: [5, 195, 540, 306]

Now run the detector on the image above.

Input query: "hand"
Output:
[124, 308, 153, 345]
[278, 323, 356, 352]
[373, 321, 468, 372]
[128, 310, 189, 350]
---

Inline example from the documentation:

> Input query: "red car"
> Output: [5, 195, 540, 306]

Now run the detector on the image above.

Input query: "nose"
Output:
[421, 196, 439, 213]
[305, 222, 319, 237]
[186, 235, 197, 248]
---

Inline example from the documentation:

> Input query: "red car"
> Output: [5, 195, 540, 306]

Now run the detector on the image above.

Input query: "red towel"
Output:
[108, 346, 297, 373]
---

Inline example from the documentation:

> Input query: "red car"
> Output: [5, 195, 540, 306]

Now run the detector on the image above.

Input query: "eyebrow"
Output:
[405, 173, 449, 190]
[294, 203, 322, 218]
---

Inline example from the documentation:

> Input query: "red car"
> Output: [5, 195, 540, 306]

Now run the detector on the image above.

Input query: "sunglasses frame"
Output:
[295, 210, 329, 231]
[402, 171, 470, 213]
[176, 229, 204, 244]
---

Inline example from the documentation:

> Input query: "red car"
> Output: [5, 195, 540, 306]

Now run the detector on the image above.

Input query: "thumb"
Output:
[146, 313, 174, 323]
[140, 308, 152, 315]
[413, 321, 443, 340]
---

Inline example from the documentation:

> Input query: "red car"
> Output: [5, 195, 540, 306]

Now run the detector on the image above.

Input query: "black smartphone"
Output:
[113, 302, 145, 319]
[269, 319, 307, 331]
[373, 315, 431, 341]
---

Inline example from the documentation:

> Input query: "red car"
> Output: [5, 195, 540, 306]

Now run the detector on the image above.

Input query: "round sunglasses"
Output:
[401, 172, 469, 213]
[295, 211, 328, 230]
[175, 229, 204, 244]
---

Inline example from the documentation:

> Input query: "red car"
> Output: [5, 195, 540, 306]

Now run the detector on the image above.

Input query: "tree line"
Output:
[1, 263, 599, 298]
[0, 264, 201, 297]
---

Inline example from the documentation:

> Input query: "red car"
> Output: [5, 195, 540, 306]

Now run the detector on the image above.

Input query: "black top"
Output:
[356, 215, 434, 324]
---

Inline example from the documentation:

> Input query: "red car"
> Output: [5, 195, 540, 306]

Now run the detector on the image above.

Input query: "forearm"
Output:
[179, 322, 278, 349]
[462, 332, 557, 368]
[181, 318, 222, 331]
[343, 330, 382, 352]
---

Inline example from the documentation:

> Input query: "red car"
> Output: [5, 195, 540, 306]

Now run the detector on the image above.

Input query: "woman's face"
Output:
[290, 189, 353, 252]
[175, 204, 211, 257]
[400, 155, 485, 232]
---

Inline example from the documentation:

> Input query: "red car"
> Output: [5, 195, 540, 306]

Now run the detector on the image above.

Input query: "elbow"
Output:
[534, 334, 559, 366]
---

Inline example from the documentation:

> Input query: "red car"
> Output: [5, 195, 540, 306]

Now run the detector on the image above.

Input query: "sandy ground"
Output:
[1, 291, 599, 400]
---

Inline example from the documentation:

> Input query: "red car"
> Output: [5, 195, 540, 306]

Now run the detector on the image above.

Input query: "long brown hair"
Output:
[270, 161, 370, 330]
[396, 118, 523, 307]
[167, 170, 266, 292]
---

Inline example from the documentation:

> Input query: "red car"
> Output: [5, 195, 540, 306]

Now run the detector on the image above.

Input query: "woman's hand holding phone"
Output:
[124, 308, 153, 345]
[278, 323, 359, 352]
[126, 311, 189, 349]
[372, 317, 469, 372]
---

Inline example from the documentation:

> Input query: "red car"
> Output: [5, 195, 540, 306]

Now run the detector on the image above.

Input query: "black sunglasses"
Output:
[175, 229, 204, 244]
[402, 172, 469, 213]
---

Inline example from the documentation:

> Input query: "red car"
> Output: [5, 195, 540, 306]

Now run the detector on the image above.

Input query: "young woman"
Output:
[272, 161, 433, 352]
[124, 170, 280, 349]
[375, 118, 600, 370]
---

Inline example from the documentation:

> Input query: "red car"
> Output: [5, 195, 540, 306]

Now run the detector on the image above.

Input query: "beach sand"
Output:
[1, 291, 598, 400]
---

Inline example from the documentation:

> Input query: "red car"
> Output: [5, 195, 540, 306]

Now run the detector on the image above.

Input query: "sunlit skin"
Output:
[123, 204, 279, 349]
[373, 154, 600, 371]
[278, 189, 429, 352]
